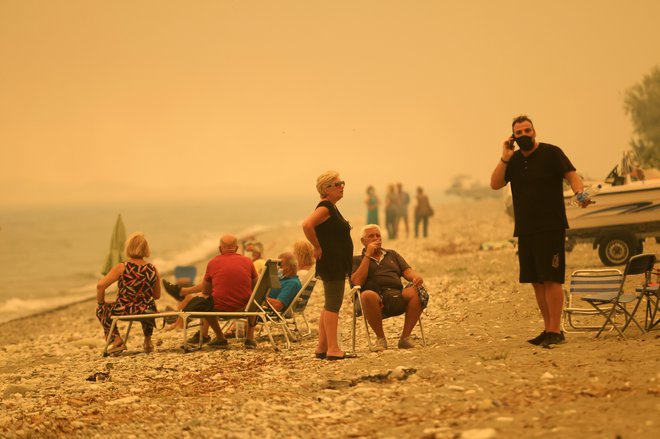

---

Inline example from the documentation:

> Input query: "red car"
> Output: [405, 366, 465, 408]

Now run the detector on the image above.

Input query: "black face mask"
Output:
[515, 135, 535, 151]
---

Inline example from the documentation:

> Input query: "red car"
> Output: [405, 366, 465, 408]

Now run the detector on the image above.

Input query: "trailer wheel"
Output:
[598, 232, 638, 266]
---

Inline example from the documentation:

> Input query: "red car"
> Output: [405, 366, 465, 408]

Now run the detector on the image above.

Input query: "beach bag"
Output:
[380, 288, 406, 317]
[417, 285, 430, 309]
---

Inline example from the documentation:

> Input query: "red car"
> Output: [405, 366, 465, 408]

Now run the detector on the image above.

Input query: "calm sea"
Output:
[0, 195, 363, 324]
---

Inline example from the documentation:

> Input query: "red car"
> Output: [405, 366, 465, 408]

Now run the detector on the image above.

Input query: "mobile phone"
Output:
[508, 134, 515, 150]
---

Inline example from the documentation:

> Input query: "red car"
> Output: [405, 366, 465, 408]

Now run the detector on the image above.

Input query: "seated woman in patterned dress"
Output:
[96, 232, 161, 354]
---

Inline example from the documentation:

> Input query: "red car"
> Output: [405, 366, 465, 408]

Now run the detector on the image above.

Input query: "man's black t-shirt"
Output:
[504, 143, 575, 236]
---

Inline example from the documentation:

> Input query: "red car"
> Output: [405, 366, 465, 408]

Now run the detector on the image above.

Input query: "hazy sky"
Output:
[1, 0, 659, 206]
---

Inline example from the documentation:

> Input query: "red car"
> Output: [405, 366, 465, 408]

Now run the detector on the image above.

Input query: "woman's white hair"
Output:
[315, 170, 340, 197]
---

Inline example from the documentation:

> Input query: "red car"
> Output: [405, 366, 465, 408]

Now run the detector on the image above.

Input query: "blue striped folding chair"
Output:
[562, 269, 623, 333]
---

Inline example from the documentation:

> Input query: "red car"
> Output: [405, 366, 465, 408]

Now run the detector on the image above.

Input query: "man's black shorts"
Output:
[518, 230, 566, 284]
[183, 296, 214, 312]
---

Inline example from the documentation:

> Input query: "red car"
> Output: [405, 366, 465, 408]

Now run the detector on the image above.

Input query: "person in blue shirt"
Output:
[267, 252, 302, 311]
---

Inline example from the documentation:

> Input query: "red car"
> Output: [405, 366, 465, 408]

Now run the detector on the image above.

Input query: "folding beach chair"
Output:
[263, 270, 317, 342]
[102, 311, 184, 356]
[633, 262, 659, 331]
[174, 265, 197, 287]
[562, 269, 623, 333]
[350, 285, 426, 352]
[582, 253, 657, 338]
[182, 259, 284, 351]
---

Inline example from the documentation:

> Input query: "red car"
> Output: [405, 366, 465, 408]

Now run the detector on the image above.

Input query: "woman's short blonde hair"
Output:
[316, 170, 340, 197]
[125, 232, 151, 259]
[293, 240, 314, 268]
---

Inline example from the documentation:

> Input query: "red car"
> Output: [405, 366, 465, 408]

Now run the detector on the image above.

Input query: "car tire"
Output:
[598, 232, 638, 266]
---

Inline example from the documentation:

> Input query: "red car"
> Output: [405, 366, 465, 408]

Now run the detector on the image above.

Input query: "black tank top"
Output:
[314, 200, 353, 280]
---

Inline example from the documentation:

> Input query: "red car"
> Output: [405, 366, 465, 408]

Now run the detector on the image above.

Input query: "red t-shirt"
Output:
[203, 253, 257, 311]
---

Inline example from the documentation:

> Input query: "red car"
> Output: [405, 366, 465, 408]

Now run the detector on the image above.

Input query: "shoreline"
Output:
[0, 223, 305, 327]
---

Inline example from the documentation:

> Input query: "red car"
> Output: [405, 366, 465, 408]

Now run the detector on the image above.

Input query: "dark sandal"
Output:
[326, 352, 357, 361]
[314, 352, 327, 359]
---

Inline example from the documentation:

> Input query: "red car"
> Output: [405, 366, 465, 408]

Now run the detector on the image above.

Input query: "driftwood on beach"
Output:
[0, 200, 658, 439]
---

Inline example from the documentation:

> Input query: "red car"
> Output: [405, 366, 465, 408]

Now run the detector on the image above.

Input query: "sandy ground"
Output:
[0, 199, 659, 439]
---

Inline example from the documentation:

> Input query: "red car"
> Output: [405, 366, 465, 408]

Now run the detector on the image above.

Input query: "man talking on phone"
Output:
[490, 115, 588, 348]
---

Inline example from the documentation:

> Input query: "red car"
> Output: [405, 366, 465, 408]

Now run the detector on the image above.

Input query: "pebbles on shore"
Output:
[1, 200, 658, 438]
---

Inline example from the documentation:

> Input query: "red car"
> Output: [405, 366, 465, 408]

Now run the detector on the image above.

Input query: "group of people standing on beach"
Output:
[96, 113, 593, 356]
[366, 183, 433, 240]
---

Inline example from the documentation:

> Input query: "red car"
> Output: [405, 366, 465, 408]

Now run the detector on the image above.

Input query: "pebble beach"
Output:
[1, 199, 659, 439]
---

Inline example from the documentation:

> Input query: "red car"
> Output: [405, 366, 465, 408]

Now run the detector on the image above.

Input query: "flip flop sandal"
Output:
[326, 352, 357, 361]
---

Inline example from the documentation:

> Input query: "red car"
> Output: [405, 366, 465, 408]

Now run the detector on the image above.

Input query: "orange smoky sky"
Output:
[1, 0, 659, 206]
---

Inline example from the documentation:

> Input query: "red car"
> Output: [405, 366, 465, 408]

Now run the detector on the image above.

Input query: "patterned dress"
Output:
[96, 261, 159, 339]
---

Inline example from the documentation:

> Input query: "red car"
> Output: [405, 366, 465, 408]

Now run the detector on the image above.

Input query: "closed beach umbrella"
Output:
[101, 214, 127, 275]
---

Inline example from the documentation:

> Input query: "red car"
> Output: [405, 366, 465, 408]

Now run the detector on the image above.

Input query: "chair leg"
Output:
[418, 316, 426, 346]
[103, 319, 119, 356]
[361, 310, 372, 349]
[122, 321, 134, 346]
[261, 320, 278, 351]
[351, 307, 357, 352]
[619, 302, 646, 334]
[596, 304, 625, 338]
[647, 295, 660, 330]
[300, 312, 311, 336]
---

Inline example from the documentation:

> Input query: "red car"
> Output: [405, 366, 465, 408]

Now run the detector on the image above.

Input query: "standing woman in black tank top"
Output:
[302, 170, 356, 360]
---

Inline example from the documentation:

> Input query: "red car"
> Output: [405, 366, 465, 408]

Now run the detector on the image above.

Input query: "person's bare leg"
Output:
[206, 317, 225, 340]
[165, 295, 194, 331]
[246, 316, 256, 341]
[401, 287, 422, 339]
[532, 282, 550, 330]
[143, 335, 153, 352]
[324, 310, 343, 357]
[544, 281, 564, 333]
[316, 310, 328, 354]
[361, 290, 385, 338]
[200, 319, 211, 337]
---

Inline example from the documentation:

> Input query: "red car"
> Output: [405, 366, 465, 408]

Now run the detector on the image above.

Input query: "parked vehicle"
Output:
[564, 155, 660, 266]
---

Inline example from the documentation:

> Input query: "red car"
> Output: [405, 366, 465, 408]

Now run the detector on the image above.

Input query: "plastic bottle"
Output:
[236, 320, 245, 339]
[568, 184, 602, 207]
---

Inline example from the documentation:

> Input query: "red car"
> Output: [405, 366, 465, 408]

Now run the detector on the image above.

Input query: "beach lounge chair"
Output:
[174, 265, 197, 287]
[581, 253, 656, 338]
[349, 285, 426, 352]
[286, 271, 317, 339]
[562, 269, 623, 333]
[182, 259, 283, 351]
[102, 311, 184, 356]
[263, 270, 317, 342]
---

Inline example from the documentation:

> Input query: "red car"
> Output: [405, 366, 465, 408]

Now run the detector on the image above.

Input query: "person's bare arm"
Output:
[302, 205, 330, 260]
[266, 297, 283, 311]
[350, 242, 380, 287]
[96, 263, 124, 304]
[201, 280, 213, 297]
[152, 268, 162, 300]
[491, 136, 515, 190]
[564, 170, 584, 195]
[402, 267, 423, 287]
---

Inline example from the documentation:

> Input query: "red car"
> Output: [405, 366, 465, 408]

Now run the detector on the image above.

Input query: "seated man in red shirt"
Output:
[181, 234, 259, 349]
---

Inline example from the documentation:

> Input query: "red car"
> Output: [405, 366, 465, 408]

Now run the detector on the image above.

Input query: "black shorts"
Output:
[518, 230, 566, 284]
[380, 288, 406, 317]
[183, 296, 215, 312]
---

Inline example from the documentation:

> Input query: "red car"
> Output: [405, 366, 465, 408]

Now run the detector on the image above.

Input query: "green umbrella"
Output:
[101, 214, 127, 275]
